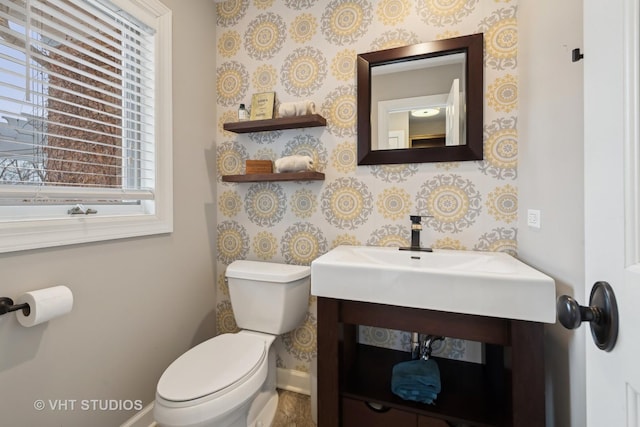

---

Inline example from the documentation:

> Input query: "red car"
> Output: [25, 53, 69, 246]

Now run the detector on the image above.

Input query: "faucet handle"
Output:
[409, 215, 422, 224]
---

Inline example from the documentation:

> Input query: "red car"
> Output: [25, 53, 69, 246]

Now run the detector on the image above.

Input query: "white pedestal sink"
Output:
[311, 246, 556, 323]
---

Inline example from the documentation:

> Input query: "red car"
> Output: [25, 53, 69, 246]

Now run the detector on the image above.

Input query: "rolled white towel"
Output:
[295, 100, 316, 116]
[274, 155, 314, 173]
[279, 100, 316, 117]
[278, 102, 297, 118]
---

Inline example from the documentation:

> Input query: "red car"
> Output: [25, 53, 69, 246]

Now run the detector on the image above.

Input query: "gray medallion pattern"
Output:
[321, 0, 373, 46]
[473, 227, 517, 256]
[416, 174, 483, 234]
[370, 29, 420, 50]
[245, 182, 287, 227]
[216, 61, 250, 107]
[282, 133, 328, 172]
[281, 46, 328, 97]
[244, 13, 287, 60]
[366, 224, 410, 247]
[321, 177, 373, 230]
[216, 0, 248, 28]
[281, 222, 328, 265]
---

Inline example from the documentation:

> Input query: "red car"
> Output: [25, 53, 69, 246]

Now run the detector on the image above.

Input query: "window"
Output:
[0, 0, 172, 253]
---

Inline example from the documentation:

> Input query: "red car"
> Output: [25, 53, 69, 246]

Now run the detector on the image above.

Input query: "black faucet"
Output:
[399, 215, 433, 252]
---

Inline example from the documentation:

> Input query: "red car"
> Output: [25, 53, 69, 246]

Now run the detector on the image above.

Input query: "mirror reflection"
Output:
[373, 54, 465, 151]
[357, 33, 483, 165]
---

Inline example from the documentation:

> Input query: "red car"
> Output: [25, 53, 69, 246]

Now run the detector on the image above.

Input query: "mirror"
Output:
[357, 33, 484, 165]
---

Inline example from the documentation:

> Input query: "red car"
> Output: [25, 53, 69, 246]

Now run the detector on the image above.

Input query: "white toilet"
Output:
[154, 260, 311, 427]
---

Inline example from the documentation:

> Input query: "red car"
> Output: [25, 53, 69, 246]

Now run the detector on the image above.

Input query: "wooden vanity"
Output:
[316, 297, 546, 427]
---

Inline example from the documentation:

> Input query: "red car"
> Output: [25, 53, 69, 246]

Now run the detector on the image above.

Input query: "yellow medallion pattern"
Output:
[331, 234, 361, 248]
[367, 224, 409, 247]
[216, 142, 248, 177]
[217, 221, 249, 264]
[432, 237, 467, 250]
[254, 0, 274, 9]
[370, 29, 419, 50]
[488, 74, 517, 113]
[376, 187, 412, 220]
[281, 313, 317, 362]
[474, 227, 517, 256]
[322, 85, 356, 137]
[252, 64, 277, 93]
[292, 188, 318, 219]
[481, 117, 518, 179]
[281, 46, 327, 97]
[417, 175, 482, 233]
[244, 13, 286, 60]
[216, 0, 247, 27]
[486, 184, 517, 223]
[281, 222, 327, 265]
[321, 0, 372, 45]
[376, 0, 411, 26]
[480, 7, 517, 69]
[417, 0, 479, 26]
[216, 61, 249, 106]
[216, 300, 239, 334]
[252, 231, 278, 260]
[245, 183, 286, 227]
[219, 190, 242, 217]
[321, 177, 373, 229]
[331, 141, 356, 174]
[290, 13, 317, 43]
[331, 49, 357, 81]
[218, 31, 241, 58]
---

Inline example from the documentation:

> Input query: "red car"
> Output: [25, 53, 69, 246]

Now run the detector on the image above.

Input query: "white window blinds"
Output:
[0, 0, 156, 206]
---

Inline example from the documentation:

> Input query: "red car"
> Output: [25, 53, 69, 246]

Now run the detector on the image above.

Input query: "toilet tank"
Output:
[226, 260, 310, 335]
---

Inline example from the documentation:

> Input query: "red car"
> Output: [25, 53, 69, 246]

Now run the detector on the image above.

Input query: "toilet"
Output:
[154, 260, 311, 427]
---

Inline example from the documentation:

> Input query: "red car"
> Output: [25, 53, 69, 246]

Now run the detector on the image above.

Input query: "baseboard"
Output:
[120, 402, 156, 427]
[276, 367, 311, 396]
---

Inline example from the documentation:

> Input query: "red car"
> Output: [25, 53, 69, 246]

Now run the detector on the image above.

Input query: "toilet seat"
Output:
[157, 333, 266, 403]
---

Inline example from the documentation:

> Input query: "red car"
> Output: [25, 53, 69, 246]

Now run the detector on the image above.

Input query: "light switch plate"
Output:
[527, 209, 541, 229]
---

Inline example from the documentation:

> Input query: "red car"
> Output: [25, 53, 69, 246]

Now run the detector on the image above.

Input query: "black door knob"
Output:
[557, 294, 599, 329]
[556, 281, 618, 352]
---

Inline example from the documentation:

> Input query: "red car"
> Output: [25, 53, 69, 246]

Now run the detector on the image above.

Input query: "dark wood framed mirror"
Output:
[357, 33, 484, 165]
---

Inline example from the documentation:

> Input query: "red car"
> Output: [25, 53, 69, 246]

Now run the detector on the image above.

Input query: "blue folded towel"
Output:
[391, 359, 441, 404]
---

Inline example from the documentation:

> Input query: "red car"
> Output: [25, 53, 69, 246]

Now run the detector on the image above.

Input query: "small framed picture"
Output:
[250, 92, 275, 120]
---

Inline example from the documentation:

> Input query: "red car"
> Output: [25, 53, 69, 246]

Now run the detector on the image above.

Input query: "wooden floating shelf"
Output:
[221, 171, 325, 183]
[222, 114, 326, 133]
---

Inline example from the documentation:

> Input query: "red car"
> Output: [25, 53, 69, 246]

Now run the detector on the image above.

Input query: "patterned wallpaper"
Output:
[214, 0, 518, 371]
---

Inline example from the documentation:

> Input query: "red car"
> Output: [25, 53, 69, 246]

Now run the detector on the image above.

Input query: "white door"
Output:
[445, 78, 460, 146]
[584, 0, 640, 425]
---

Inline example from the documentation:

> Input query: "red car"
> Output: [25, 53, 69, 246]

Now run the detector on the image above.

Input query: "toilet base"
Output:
[247, 389, 278, 427]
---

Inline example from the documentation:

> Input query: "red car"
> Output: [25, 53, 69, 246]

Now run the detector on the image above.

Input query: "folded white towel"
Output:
[274, 155, 314, 173]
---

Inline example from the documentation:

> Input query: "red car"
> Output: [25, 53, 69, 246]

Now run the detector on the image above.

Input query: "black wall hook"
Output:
[0, 297, 31, 316]
[572, 48, 584, 62]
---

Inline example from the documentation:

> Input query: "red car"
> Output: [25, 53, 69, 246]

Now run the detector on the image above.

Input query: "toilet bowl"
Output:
[154, 260, 310, 427]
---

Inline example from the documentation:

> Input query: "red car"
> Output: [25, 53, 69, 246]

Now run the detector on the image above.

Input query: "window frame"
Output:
[0, 0, 173, 253]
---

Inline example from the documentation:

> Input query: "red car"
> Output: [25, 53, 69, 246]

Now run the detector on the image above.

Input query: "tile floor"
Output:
[271, 390, 315, 427]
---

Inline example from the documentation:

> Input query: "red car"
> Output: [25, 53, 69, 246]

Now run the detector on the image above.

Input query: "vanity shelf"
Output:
[223, 114, 326, 133]
[343, 344, 507, 427]
[221, 171, 325, 183]
[317, 298, 545, 427]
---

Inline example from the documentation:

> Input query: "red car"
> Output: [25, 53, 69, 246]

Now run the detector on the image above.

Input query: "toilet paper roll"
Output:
[16, 285, 73, 327]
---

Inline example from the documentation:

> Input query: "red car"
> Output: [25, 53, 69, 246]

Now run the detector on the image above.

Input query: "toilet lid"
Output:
[157, 334, 266, 402]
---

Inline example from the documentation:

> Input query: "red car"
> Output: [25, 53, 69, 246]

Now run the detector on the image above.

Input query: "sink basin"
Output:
[311, 246, 556, 323]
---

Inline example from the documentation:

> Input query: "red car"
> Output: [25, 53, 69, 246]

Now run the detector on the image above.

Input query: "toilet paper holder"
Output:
[0, 297, 31, 316]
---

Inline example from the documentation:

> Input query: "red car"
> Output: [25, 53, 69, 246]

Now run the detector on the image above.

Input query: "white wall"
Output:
[518, 1, 585, 426]
[0, 1, 218, 426]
